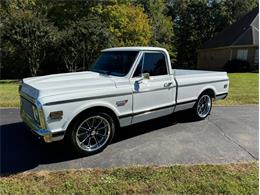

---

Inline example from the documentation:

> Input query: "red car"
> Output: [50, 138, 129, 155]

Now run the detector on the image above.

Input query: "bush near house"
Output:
[224, 59, 252, 73]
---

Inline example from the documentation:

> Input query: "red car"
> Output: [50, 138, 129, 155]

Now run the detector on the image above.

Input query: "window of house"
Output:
[237, 49, 248, 60]
[133, 52, 167, 77]
[254, 48, 259, 64]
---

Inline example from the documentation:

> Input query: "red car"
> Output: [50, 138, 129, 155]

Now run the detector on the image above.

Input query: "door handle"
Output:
[164, 82, 173, 87]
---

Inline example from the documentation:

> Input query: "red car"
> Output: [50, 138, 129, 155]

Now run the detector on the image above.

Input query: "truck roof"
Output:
[102, 47, 167, 52]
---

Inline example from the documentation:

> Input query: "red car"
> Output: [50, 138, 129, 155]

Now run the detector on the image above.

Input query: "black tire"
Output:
[65, 111, 115, 155]
[192, 93, 212, 120]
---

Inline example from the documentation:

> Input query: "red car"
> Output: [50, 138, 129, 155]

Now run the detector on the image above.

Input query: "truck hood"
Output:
[21, 71, 116, 99]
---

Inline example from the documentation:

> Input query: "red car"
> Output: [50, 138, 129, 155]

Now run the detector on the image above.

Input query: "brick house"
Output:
[197, 8, 259, 70]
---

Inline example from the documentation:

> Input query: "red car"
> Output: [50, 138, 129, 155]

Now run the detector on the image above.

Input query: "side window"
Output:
[143, 53, 167, 76]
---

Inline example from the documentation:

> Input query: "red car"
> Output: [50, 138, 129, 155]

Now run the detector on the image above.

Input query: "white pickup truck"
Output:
[20, 47, 229, 155]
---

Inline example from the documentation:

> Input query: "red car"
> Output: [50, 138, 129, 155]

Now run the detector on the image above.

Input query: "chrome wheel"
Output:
[197, 95, 212, 118]
[75, 116, 111, 152]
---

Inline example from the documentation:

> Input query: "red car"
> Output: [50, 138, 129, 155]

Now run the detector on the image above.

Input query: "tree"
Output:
[58, 29, 80, 72]
[167, 0, 209, 67]
[92, 4, 152, 46]
[45, 1, 98, 29]
[135, 0, 176, 61]
[223, 0, 258, 23]
[1, 11, 57, 76]
[59, 15, 114, 72]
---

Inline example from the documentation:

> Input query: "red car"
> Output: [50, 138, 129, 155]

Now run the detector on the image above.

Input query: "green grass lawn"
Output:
[215, 73, 258, 105]
[0, 73, 258, 107]
[0, 80, 19, 107]
[0, 162, 258, 194]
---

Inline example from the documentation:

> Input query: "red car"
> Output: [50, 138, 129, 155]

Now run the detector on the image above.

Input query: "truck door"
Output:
[130, 51, 176, 124]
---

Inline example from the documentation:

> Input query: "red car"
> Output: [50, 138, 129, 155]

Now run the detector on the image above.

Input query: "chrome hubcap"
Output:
[197, 95, 212, 118]
[76, 116, 111, 152]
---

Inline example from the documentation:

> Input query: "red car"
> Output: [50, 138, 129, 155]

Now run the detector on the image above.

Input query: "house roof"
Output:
[201, 7, 259, 49]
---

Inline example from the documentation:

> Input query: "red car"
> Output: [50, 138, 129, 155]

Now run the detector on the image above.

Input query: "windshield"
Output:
[90, 51, 139, 76]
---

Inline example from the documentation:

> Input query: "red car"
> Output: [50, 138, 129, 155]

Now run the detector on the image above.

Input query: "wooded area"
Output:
[1, 0, 258, 78]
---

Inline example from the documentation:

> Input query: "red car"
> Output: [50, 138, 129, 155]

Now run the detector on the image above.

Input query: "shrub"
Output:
[223, 59, 251, 73]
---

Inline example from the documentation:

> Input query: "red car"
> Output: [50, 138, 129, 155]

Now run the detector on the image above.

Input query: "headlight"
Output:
[32, 105, 40, 123]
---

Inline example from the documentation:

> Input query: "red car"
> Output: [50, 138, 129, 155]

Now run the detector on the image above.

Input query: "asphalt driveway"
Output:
[0, 105, 258, 175]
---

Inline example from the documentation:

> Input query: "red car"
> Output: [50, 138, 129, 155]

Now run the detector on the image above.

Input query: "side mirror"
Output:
[142, 72, 150, 80]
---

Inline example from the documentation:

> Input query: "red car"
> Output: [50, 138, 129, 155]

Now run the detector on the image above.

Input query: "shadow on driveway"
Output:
[1, 111, 195, 175]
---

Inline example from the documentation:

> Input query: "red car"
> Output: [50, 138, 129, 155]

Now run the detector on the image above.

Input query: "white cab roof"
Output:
[102, 47, 167, 52]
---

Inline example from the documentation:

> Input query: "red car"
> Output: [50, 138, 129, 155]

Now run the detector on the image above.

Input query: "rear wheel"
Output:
[192, 93, 212, 120]
[66, 111, 115, 155]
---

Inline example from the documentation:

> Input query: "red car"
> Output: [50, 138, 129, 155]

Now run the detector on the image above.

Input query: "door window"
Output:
[133, 52, 167, 77]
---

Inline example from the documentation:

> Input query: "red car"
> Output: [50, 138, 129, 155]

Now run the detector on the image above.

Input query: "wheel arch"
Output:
[63, 104, 120, 133]
[198, 86, 216, 100]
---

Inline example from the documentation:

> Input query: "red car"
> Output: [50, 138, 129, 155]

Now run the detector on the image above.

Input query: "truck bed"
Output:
[173, 69, 229, 107]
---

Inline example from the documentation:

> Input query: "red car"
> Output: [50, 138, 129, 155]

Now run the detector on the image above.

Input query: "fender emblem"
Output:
[116, 100, 128, 107]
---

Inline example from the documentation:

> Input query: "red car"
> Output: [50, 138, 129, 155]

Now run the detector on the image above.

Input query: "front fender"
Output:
[62, 100, 120, 131]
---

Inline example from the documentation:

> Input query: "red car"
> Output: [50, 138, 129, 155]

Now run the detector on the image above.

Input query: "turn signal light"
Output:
[49, 111, 63, 119]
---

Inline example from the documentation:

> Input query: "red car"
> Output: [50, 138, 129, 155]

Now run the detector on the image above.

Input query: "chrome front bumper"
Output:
[20, 108, 53, 142]
[20, 92, 64, 143]
[21, 110, 65, 142]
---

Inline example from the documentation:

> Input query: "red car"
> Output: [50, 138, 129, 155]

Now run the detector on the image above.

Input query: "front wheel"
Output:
[192, 94, 212, 120]
[66, 111, 115, 155]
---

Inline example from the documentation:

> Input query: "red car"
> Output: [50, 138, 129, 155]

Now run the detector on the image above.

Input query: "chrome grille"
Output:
[21, 97, 35, 120]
